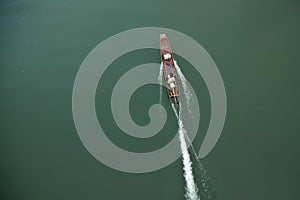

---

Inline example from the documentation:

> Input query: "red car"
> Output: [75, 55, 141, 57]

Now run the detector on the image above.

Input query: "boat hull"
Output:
[160, 34, 180, 104]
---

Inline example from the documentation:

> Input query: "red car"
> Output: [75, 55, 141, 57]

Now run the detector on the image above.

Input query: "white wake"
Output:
[174, 60, 193, 115]
[159, 61, 201, 200]
[171, 104, 200, 200]
[178, 116, 200, 200]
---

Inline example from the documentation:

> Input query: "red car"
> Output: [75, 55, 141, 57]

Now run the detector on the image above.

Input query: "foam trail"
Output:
[174, 60, 193, 114]
[171, 103, 179, 119]
[172, 61, 215, 199]
[182, 130, 216, 200]
[178, 118, 200, 200]
[172, 104, 200, 200]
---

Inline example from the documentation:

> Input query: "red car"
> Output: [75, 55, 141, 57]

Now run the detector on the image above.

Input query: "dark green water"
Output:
[1, 0, 300, 199]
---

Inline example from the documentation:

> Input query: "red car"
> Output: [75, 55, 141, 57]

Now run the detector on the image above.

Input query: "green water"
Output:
[1, 0, 300, 199]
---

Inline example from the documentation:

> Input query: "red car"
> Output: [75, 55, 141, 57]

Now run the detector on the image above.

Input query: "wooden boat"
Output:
[160, 34, 180, 104]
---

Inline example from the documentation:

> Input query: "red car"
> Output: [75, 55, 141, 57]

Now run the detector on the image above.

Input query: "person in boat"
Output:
[163, 53, 172, 60]
[167, 73, 176, 89]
